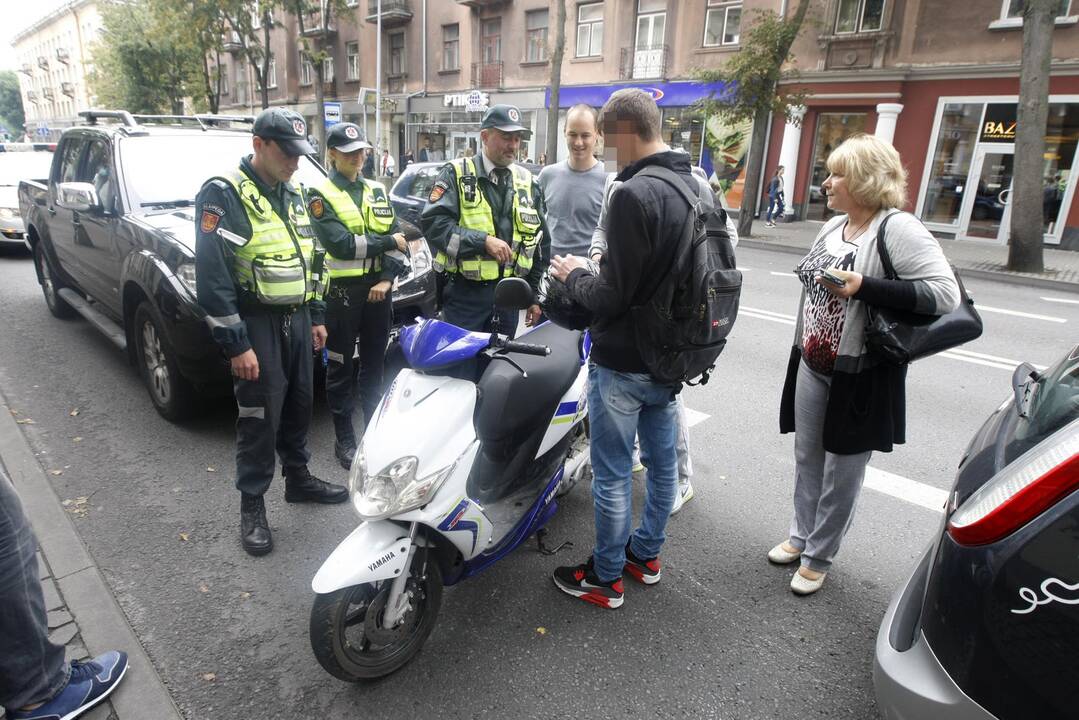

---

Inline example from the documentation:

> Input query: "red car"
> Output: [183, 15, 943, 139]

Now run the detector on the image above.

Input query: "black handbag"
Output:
[863, 212, 984, 365]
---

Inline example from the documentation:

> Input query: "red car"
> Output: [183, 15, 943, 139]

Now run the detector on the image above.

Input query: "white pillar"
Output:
[874, 103, 904, 145]
[777, 105, 805, 217]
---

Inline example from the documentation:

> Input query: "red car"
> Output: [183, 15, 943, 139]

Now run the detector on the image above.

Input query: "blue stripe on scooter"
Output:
[556, 401, 577, 416]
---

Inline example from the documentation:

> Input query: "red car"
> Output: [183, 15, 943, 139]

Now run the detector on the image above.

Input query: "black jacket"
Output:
[566, 150, 696, 374]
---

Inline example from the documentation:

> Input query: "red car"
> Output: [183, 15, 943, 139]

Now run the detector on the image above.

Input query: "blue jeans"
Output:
[587, 363, 679, 583]
[0, 468, 69, 711]
[766, 196, 784, 222]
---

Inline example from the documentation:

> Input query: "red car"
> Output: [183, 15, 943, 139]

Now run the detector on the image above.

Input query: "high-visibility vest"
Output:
[316, 177, 396, 280]
[433, 157, 541, 281]
[220, 169, 317, 306]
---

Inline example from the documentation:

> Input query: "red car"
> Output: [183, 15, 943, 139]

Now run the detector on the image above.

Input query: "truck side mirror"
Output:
[56, 182, 100, 212]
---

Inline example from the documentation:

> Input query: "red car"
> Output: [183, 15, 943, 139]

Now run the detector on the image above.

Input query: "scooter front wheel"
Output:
[310, 548, 443, 681]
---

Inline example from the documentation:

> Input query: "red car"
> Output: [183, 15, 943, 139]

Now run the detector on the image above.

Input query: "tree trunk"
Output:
[545, 0, 566, 164]
[201, 51, 217, 114]
[1008, 0, 1055, 273]
[260, 9, 272, 109]
[737, 104, 771, 239]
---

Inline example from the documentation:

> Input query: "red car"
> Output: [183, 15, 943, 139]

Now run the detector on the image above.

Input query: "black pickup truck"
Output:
[19, 111, 437, 421]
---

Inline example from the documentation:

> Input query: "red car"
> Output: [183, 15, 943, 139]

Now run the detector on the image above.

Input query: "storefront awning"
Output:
[546, 81, 731, 109]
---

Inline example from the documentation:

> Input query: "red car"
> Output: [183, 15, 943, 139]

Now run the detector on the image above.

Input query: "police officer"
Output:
[195, 108, 348, 558]
[307, 123, 409, 468]
[421, 104, 551, 332]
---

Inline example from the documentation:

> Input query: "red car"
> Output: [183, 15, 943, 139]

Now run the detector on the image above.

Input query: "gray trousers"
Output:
[789, 359, 872, 573]
[634, 394, 693, 482]
[0, 469, 69, 711]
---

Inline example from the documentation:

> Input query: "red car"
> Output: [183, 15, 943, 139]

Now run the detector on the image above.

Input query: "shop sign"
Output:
[980, 103, 1017, 143]
[444, 91, 489, 112]
[547, 81, 729, 109]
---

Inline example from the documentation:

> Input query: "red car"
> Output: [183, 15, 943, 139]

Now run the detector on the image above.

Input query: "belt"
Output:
[448, 275, 499, 286]
[240, 301, 304, 315]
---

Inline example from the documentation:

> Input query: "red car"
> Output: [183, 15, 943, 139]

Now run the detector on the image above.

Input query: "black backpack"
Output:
[630, 166, 741, 386]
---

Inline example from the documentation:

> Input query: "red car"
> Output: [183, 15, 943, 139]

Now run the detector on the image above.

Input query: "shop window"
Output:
[347, 42, 359, 81]
[704, 1, 742, 46]
[835, 0, 885, 33]
[922, 103, 983, 226]
[806, 113, 868, 221]
[1039, 103, 1079, 235]
[442, 24, 459, 71]
[526, 9, 549, 62]
[661, 108, 705, 163]
[576, 3, 603, 58]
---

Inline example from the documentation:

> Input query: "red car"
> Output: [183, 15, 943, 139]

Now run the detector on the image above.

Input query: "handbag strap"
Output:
[873, 211, 904, 280]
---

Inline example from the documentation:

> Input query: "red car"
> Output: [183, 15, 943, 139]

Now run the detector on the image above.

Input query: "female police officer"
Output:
[307, 123, 409, 469]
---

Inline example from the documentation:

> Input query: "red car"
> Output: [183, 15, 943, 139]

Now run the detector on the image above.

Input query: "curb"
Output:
[0, 394, 183, 720]
[739, 239, 1079, 295]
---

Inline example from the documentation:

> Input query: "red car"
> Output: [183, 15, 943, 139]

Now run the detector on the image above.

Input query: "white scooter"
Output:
[309, 278, 591, 681]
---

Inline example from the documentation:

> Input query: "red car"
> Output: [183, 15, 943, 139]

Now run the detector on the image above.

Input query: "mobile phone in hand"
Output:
[818, 269, 847, 288]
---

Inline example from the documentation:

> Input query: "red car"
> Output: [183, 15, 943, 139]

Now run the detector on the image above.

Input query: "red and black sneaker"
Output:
[552, 557, 625, 609]
[624, 542, 661, 585]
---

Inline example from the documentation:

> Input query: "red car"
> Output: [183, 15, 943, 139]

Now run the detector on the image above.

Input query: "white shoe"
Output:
[767, 542, 801, 565]
[790, 569, 826, 595]
[670, 479, 694, 515]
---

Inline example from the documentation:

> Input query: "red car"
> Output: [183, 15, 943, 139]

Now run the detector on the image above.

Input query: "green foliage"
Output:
[0, 71, 26, 138]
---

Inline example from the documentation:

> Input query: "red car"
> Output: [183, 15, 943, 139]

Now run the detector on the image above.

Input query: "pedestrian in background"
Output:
[195, 108, 348, 557]
[538, 104, 606, 258]
[402, 148, 414, 169]
[765, 165, 785, 227]
[549, 88, 693, 609]
[307, 123, 409, 469]
[1, 468, 129, 720]
[381, 149, 396, 178]
[771, 134, 960, 595]
[362, 149, 375, 180]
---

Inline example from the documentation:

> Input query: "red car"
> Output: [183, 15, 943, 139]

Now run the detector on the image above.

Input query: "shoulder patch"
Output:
[309, 196, 325, 219]
[200, 210, 221, 233]
[429, 180, 449, 203]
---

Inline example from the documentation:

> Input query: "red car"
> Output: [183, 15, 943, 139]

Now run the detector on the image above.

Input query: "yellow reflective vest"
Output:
[434, 157, 541, 281]
[221, 169, 318, 306]
[315, 177, 396, 281]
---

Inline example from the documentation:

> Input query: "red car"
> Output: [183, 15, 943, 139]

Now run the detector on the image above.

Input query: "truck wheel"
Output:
[35, 245, 75, 319]
[133, 301, 198, 421]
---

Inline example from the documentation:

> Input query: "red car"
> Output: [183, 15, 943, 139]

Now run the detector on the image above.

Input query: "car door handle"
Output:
[47, 207, 56, 216]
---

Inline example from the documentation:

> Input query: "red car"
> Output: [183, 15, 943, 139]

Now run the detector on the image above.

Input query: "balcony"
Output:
[61, 81, 75, 97]
[456, 0, 508, 7]
[222, 31, 243, 52]
[37, 56, 49, 71]
[19, 63, 33, 75]
[301, 10, 335, 37]
[619, 45, 668, 80]
[817, 31, 894, 71]
[42, 86, 54, 100]
[26, 90, 38, 102]
[366, 0, 412, 26]
[55, 47, 70, 64]
[471, 61, 502, 89]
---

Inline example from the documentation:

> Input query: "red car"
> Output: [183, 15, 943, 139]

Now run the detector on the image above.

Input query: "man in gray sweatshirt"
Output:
[538, 104, 607, 257]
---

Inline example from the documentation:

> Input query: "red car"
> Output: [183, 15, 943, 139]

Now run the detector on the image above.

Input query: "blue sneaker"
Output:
[9, 651, 129, 720]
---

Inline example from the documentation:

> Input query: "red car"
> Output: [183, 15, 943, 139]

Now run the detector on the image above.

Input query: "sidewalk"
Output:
[740, 219, 1079, 293]
[0, 396, 182, 720]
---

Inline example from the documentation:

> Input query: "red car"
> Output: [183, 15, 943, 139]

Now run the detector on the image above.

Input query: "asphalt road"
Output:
[0, 243, 1075, 720]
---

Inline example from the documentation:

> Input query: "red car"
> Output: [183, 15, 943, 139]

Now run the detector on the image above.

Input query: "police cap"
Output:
[252, 107, 316, 156]
[480, 104, 531, 137]
[325, 122, 372, 153]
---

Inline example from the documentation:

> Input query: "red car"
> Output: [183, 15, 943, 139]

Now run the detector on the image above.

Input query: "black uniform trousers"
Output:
[441, 275, 513, 333]
[324, 280, 393, 446]
[234, 307, 314, 497]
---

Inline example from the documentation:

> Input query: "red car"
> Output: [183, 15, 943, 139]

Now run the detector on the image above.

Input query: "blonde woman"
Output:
[770, 134, 960, 595]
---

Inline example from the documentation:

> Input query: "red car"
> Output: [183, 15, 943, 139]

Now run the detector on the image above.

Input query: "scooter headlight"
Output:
[352, 455, 455, 520]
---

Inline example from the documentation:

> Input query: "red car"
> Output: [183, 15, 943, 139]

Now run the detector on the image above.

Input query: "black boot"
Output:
[334, 441, 357, 471]
[284, 466, 349, 504]
[240, 494, 273, 556]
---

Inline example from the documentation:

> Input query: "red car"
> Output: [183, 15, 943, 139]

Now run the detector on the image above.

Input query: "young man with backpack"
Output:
[549, 89, 739, 609]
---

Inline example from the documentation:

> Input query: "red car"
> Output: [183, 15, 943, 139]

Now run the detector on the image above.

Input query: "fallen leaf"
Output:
[240, 591, 252, 599]
[535, 627, 547, 635]
[198, 583, 210, 593]
[201, 672, 216, 682]
[206, 466, 217, 473]
[73, 436, 83, 442]
[16, 418, 35, 425]
[179, 532, 190, 542]
[62, 496, 90, 518]
[69, 409, 80, 417]
[49, 469, 63, 476]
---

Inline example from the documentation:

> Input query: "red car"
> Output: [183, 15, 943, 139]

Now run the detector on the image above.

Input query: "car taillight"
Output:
[948, 418, 1079, 546]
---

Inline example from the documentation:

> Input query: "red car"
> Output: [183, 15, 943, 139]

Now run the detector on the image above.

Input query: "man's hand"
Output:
[525, 304, 543, 327]
[368, 280, 393, 302]
[312, 324, 328, 352]
[485, 235, 512, 264]
[230, 349, 259, 382]
[393, 232, 408, 253]
[815, 268, 862, 299]
[550, 254, 589, 283]
[590, 252, 603, 263]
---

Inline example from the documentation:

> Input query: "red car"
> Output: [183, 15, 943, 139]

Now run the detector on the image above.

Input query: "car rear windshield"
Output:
[1011, 345, 1079, 458]
[0, 151, 54, 186]
[118, 134, 325, 208]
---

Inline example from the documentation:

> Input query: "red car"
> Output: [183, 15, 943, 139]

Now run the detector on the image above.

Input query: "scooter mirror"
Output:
[494, 277, 534, 310]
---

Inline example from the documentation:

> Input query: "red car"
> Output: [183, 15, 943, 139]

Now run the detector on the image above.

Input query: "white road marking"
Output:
[683, 407, 710, 428]
[976, 304, 1066, 323]
[1041, 296, 1079, 305]
[738, 267, 753, 271]
[770, 271, 794, 277]
[740, 306, 796, 325]
[864, 467, 948, 513]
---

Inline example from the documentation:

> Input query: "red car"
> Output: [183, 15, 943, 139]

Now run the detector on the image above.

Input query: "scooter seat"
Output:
[473, 323, 583, 448]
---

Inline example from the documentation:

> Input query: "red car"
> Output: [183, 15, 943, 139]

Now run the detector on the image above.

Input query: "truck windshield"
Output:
[118, 134, 326, 209]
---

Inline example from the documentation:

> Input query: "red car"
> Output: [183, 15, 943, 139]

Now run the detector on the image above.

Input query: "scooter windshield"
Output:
[400, 318, 492, 371]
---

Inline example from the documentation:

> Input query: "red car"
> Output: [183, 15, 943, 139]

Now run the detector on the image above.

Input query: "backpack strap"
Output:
[636, 165, 706, 211]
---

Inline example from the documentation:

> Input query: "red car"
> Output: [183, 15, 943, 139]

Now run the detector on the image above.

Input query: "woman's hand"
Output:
[815, 268, 862, 298]
[368, 280, 393, 302]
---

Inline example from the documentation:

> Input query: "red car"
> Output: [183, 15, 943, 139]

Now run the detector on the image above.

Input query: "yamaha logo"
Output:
[345, 126, 359, 139]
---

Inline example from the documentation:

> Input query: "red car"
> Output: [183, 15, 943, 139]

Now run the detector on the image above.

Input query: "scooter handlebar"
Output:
[502, 340, 551, 356]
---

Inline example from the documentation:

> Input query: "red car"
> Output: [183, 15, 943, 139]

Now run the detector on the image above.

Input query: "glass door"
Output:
[960, 145, 1014, 243]
[633, 5, 666, 79]
[805, 112, 868, 221]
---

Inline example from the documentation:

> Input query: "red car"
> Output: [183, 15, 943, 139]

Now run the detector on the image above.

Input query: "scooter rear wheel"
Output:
[310, 549, 443, 681]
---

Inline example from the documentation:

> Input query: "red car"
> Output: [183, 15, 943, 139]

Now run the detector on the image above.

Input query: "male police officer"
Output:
[195, 107, 348, 558]
[421, 104, 551, 332]
[307, 123, 408, 468]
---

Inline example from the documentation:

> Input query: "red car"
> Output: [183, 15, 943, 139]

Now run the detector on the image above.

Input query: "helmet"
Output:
[538, 259, 600, 330]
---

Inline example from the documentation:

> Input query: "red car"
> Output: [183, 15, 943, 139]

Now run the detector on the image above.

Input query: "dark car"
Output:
[389, 160, 444, 227]
[0, 144, 54, 247]
[874, 344, 1079, 719]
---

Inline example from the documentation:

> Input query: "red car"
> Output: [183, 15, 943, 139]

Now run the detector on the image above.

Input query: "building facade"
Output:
[11, 0, 102, 140]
